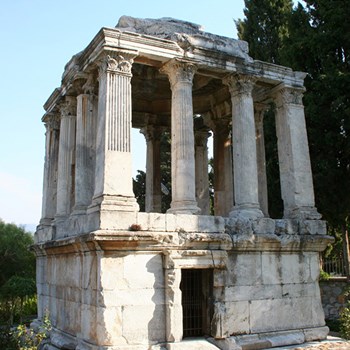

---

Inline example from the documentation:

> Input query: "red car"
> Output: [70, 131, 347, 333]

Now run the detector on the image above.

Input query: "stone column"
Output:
[254, 104, 269, 217]
[160, 59, 200, 214]
[41, 113, 60, 224]
[195, 130, 210, 215]
[223, 74, 263, 219]
[213, 119, 233, 216]
[91, 51, 139, 212]
[141, 125, 162, 213]
[74, 75, 98, 214]
[56, 96, 76, 217]
[273, 85, 320, 219]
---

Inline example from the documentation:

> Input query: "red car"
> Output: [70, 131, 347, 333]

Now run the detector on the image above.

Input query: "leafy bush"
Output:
[340, 289, 350, 339]
[0, 315, 51, 350]
[319, 269, 331, 281]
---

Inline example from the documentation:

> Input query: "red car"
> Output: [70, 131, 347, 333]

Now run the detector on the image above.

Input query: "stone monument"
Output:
[33, 16, 332, 350]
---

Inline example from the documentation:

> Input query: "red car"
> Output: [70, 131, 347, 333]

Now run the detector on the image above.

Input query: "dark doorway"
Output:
[180, 269, 213, 338]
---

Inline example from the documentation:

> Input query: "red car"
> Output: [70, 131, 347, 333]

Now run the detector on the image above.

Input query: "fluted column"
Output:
[74, 75, 98, 213]
[160, 59, 200, 214]
[91, 51, 139, 211]
[141, 125, 162, 213]
[213, 120, 233, 216]
[254, 103, 269, 217]
[56, 96, 76, 217]
[195, 130, 210, 215]
[41, 113, 60, 224]
[223, 74, 263, 219]
[273, 85, 320, 219]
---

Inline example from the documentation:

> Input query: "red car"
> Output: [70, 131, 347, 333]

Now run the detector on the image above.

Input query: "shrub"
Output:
[340, 289, 350, 339]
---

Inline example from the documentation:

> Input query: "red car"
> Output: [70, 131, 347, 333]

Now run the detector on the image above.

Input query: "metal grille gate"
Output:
[180, 269, 213, 338]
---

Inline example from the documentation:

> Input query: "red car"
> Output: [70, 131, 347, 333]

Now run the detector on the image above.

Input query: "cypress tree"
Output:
[236, 0, 293, 64]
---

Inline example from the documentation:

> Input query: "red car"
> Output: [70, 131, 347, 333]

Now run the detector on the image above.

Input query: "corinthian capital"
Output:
[223, 73, 257, 97]
[59, 96, 77, 118]
[44, 113, 61, 130]
[275, 86, 305, 106]
[98, 50, 137, 76]
[160, 59, 197, 88]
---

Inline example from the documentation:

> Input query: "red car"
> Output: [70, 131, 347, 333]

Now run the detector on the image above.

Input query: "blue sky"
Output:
[0, 0, 298, 229]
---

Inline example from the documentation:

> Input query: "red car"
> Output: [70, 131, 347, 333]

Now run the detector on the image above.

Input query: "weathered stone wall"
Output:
[37, 251, 166, 349]
[36, 245, 328, 349]
[320, 278, 349, 320]
[226, 251, 325, 335]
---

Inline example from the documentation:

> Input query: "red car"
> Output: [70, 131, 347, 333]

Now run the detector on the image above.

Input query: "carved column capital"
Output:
[140, 125, 163, 143]
[82, 73, 98, 95]
[43, 113, 60, 131]
[195, 130, 211, 148]
[160, 59, 197, 88]
[274, 86, 305, 107]
[223, 73, 257, 97]
[254, 103, 269, 124]
[98, 50, 137, 77]
[59, 96, 77, 118]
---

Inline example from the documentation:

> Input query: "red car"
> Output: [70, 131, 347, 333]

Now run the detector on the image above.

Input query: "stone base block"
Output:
[167, 339, 220, 349]
[233, 326, 328, 349]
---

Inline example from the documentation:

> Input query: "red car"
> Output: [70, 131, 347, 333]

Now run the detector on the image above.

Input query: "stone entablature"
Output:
[34, 16, 331, 350]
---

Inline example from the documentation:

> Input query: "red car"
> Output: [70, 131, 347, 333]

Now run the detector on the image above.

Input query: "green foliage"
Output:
[0, 315, 51, 350]
[133, 170, 146, 212]
[319, 269, 331, 281]
[0, 220, 36, 326]
[340, 289, 350, 339]
[13, 315, 51, 350]
[0, 220, 35, 288]
[236, 0, 293, 64]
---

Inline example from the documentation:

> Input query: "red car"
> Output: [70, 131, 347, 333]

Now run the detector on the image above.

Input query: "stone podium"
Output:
[34, 16, 332, 350]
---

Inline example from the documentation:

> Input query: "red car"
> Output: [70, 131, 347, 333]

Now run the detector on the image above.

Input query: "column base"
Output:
[284, 206, 321, 220]
[89, 194, 139, 212]
[167, 200, 201, 215]
[229, 205, 264, 220]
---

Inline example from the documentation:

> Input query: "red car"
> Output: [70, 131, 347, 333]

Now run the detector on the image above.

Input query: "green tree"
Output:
[0, 220, 36, 325]
[0, 221, 35, 288]
[236, 0, 293, 64]
[133, 170, 146, 212]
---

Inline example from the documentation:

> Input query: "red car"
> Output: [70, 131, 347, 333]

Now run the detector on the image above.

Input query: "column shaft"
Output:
[92, 51, 138, 211]
[224, 74, 263, 219]
[56, 97, 76, 217]
[254, 104, 269, 217]
[142, 125, 162, 213]
[41, 114, 60, 223]
[161, 59, 200, 214]
[74, 88, 97, 213]
[195, 130, 210, 215]
[213, 121, 233, 216]
[274, 86, 320, 219]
